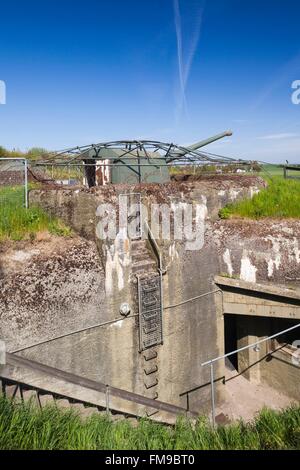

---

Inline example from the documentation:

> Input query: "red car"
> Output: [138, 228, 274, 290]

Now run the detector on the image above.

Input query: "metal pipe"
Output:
[0, 157, 27, 161]
[10, 315, 139, 354]
[202, 322, 300, 367]
[106, 384, 110, 415]
[202, 321, 300, 428]
[24, 159, 28, 209]
[168, 131, 233, 160]
[210, 362, 216, 428]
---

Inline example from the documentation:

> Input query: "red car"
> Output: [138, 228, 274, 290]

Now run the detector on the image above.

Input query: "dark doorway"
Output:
[84, 161, 96, 187]
[224, 314, 238, 370]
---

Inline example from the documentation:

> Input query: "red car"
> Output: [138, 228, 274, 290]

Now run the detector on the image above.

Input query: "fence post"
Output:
[105, 384, 110, 415]
[24, 159, 28, 209]
[0, 340, 6, 366]
[210, 361, 216, 428]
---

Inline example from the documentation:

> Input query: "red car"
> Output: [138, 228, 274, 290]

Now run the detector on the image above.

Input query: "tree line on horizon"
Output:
[0, 145, 49, 160]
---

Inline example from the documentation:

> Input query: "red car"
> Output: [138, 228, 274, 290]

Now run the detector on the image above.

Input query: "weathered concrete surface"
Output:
[24, 178, 265, 413]
[213, 219, 300, 286]
[216, 363, 294, 423]
[1, 176, 299, 418]
[29, 176, 266, 240]
[0, 237, 106, 352]
[215, 276, 300, 319]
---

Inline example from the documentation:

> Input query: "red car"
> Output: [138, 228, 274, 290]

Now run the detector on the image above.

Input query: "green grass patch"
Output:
[0, 186, 72, 241]
[0, 396, 299, 450]
[219, 177, 300, 219]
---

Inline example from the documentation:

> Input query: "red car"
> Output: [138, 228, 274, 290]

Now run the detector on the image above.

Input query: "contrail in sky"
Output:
[174, 0, 205, 121]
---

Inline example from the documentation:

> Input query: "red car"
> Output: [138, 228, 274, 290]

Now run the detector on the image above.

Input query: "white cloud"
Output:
[174, 0, 205, 121]
[257, 133, 300, 141]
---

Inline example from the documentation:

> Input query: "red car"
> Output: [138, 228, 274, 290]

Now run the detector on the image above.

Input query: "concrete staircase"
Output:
[131, 240, 157, 275]
[0, 379, 137, 424]
[131, 239, 160, 417]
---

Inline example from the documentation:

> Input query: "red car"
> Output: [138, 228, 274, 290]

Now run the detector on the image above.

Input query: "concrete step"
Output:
[126, 417, 139, 427]
[71, 403, 99, 418]
[55, 398, 100, 418]
[144, 365, 158, 376]
[132, 260, 157, 274]
[38, 393, 55, 407]
[131, 240, 147, 251]
[21, 389, 40, 406]
[144, 377, 158, 390]
[146, 391, 158, 401]
[4, 384, 21, 399]
[131, 252, 152, 263]
[144, 349, 158, 361]
[146, 408, 159, 418]
[55, 398, 70, 407]
[111, 413, 126, 422]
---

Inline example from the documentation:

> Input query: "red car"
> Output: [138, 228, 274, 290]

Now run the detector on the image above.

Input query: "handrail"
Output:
[201, 321, 300, 427]
[201, 322, 300, 366]
[3, 352, 197, 418]
[143, 220, 166, 274]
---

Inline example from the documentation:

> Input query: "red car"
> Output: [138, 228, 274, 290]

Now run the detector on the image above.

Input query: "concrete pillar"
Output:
[236, 317, 270, 383]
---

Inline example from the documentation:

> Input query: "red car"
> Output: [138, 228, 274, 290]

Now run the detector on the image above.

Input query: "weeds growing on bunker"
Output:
[220, 177, 300, 219]
[0, 186, 72, 241]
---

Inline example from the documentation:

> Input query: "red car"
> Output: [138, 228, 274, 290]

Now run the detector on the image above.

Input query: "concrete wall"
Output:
[214, 219, 300, 286]
[2, 176, 299, 417]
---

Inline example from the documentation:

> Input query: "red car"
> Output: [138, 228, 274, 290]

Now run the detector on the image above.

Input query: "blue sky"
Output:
[1, 0, 300, 162]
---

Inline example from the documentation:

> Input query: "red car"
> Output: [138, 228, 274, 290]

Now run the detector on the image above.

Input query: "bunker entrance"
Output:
[224, 314, 238, 370]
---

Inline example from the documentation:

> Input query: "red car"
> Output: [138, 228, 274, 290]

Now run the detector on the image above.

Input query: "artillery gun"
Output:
[33, 131, 240, 187]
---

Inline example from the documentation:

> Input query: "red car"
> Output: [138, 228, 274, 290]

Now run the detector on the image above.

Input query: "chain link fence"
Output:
[31, 162, 85, 186]
[0, 158, 28, 240]
[0, 158, 28, 208]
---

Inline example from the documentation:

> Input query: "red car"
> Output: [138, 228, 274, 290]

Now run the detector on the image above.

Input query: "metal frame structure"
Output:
[31, 138, 254, 187]
[33, 139, 250, 168]
[201, 322, 300, 427]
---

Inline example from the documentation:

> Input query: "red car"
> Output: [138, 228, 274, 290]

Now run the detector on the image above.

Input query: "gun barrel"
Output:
[169, 130, 233, 159]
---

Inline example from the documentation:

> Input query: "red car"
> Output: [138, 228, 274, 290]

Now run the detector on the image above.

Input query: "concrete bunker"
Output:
[1, 139, 299, 423]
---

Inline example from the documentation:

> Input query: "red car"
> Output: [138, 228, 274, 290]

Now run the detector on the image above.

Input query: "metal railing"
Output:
[1, 352, 197, 419]
[201, 322, 300, 427]
[283, 165, 300, 180]
[143, 220, 165, 275]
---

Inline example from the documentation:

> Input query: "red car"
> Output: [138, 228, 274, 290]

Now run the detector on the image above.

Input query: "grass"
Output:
[0, 396, 299, 450]
[0, 186, 72, 241]
[219, 176, 300, 219]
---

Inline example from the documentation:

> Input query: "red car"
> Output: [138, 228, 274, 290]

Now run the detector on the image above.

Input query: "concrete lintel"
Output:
[223, 302, 300, 319]
[214, 275, 300, 302]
